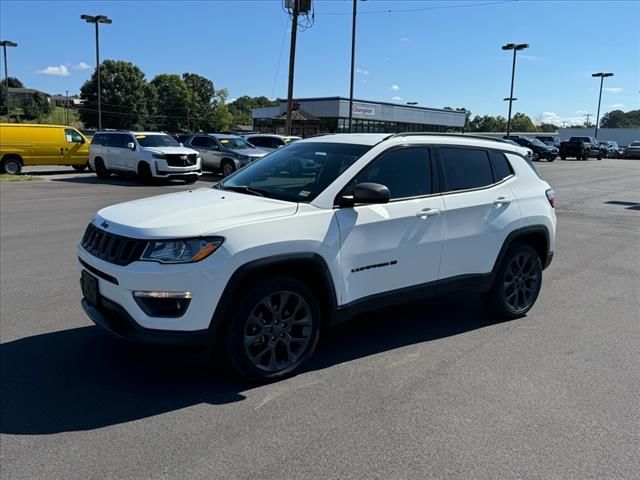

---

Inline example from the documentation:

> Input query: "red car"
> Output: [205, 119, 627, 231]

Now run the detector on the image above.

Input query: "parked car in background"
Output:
[623, 141, 640, 159]
[600, 141, 621, 158]
[89, 131, 201, 183]
[0, 123, 90, 174]
[494, 138, 537, 162]
[180, 134, 269, 176]
[245, 134, 301, 152]
[78, 133, 556, 381]
[508, 136, 558, 161]
[535, 135, 561, 148]
[559, 136, 602, 160]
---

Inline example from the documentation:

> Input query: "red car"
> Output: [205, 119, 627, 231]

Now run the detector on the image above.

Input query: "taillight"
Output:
[546, 188, 556, 208]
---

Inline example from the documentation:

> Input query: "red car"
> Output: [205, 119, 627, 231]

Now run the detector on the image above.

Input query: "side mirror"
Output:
[212, 144, 220, 151]
[79, 137, 86, 144]
[179, 142, 184, 147]
[340, 182, 390, 207]
[127, 142, 136, 151]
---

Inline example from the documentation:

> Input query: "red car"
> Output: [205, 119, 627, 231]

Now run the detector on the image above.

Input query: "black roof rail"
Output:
[385, 132, 512, 143]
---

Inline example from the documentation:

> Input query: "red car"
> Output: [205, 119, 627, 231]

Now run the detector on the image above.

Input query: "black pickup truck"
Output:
[559, 136, 602, 160]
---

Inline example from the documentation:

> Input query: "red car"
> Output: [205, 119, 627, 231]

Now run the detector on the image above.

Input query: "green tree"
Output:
[182, 72, 216, 131]
[211, 88, 233, 131]
[228, 95, 279, 126]
[538, 122, 557, 132]
[149, 74, 191, 132]
[600, 109, 629, 128]
[0, 77, 25, 114]
[510, 112, 536, 132]
[20, 91, 51, 120]
[79, 60, 149, 129]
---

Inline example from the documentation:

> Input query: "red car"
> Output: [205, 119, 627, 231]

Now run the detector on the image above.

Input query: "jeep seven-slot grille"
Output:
[165, 154, 198, 167]
[81, 223, 146, 266]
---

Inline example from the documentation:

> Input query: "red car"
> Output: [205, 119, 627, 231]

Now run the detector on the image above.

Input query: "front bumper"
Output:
[82, 297, 210, 347]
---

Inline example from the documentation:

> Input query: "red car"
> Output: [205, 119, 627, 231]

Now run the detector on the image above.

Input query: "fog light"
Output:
[133, 291, 192, 318]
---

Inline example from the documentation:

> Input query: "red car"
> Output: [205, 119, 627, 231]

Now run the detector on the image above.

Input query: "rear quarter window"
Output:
[439, 147, 494, 192]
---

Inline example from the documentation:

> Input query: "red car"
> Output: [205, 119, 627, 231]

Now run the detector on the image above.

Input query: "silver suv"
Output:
[180, 134, 269, 176]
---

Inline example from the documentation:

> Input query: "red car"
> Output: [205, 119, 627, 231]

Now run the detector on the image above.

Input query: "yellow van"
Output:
[0, 123, 90, 175]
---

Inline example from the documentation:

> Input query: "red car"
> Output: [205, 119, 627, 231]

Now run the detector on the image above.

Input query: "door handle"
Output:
[416, 208, 441, 219]
[60, 148, 64, 155]
[493, 196, 512, 205]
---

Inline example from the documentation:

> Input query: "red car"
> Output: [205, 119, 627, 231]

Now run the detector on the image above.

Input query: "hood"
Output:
[145, 146, 199, 155]
[95, 188, 298, 238]
[227, 148, 268, 158]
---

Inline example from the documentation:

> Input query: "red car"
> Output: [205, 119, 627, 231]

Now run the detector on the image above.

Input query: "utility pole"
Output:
[592, 72, 614, 139]
[0, 40, 18, 117]
[65, 89, 69, 125]
[348, 0, 357, 133]
[81, 15, 112, 130]
[284, 0, 299, 136]
[501, 43, 528, 137]
[584, 113, 592, 128]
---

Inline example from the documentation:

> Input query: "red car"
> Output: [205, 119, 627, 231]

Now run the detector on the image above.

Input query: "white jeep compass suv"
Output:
[78, 133, 556, 381]
[89, 131, 202, 183]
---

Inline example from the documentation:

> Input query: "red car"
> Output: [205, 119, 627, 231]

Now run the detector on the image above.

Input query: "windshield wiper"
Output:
[220, 185, 267, 197]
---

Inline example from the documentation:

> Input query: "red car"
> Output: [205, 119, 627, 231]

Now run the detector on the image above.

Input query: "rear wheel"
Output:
[94, 158, 110, 179]
[485, 243, 542, 319]
[222, 276, 321, 382]
[0, 156, 22, 175]
[221, 160, 235, 177]
[184, 175, 198, 184]
[560, 155, 566, 160]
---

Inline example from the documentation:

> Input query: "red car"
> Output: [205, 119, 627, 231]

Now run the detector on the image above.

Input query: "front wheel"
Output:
[484, 243, 542, 320]
[221, 160, 236, 177]
[72, 163, 87, 172]
[222, 276, 321, 382]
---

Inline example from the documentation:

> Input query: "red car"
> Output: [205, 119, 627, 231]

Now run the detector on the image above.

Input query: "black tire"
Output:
[221, 160, 236, 177]
[138, 162, 154, 184]
[560, 155, 566, 160]
[1, 156, 23, 175]
[94, 158, 110, 179]
[548, 157, 555, 162]
[484, 243, 542, 320]
[222, 275, 322, 382]
[72, 163, 87, 172]
[184, 175, 198, 184]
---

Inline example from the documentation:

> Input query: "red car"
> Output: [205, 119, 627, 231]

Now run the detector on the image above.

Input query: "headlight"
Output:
[152, 154, 166, 159]
[140, 237, 224, 264]
[236, 155, 249, 161]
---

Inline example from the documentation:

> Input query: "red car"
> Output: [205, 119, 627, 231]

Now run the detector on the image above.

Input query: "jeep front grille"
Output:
[81, 223, 146, 266]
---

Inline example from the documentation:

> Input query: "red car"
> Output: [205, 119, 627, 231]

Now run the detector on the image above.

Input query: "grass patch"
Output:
[0, 173, 42, 182]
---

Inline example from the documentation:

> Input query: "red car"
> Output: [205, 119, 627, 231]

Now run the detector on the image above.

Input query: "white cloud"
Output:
[539, 111, 591, 127]
[390, 84, 400, 91]
[604, 87, 623, 93]
[355, 68, 369, 75]
[400, 37, 410, 42]
[610, 103, 626, 109]
[225, 97, 237, 104]
[391, 96, 403, 101]
[36, 65, 70, 76]
[74, 62, 92, 70]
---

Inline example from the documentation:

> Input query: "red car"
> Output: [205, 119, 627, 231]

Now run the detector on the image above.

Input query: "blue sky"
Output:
[1, 0, 638, 125]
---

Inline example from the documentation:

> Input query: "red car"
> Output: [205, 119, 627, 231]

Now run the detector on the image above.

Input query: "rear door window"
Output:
[439, 147, 495, 192]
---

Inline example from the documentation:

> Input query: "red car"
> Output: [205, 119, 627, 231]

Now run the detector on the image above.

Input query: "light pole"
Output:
[502, 42, 528, 137]
[348, 0, 366, 133]
[81, 14, 112, 130]
[65, 89, 69, 125]
[592, 72, 613, 139]
[0, 40, 18, 116]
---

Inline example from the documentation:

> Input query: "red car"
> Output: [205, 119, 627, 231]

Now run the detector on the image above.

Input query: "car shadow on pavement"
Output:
[0, 293, 502, 435]
[51, 173, 223, 187]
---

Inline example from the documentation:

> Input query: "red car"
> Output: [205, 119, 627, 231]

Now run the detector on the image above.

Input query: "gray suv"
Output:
[180, 134, 268, 176]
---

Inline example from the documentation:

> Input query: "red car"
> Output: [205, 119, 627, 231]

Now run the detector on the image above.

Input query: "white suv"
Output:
[78, 133, 556, 381]
[89, 131, 202, 183]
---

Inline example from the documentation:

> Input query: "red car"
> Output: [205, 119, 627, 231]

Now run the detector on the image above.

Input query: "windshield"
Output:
[136, 134, 179, 147]
[630, 141, 640, 147]
[530, 139, 548, 148]
[219, 142, 372, 202]
[217, 137, 254, 150]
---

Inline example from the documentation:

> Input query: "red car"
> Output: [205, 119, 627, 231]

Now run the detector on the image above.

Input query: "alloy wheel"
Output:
[243, 291, 313, 373]
[503, 253, 540, 313]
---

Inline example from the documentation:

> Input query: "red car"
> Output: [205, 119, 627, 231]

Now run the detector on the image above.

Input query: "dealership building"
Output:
[252, 96, 466, 137]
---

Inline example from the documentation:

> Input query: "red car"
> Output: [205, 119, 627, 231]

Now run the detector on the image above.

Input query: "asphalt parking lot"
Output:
[1, 159, 639, 479]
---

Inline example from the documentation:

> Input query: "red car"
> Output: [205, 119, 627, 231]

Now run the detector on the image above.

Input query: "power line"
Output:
[271, 14, 290, 100]
[319, 0, 516, 15]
